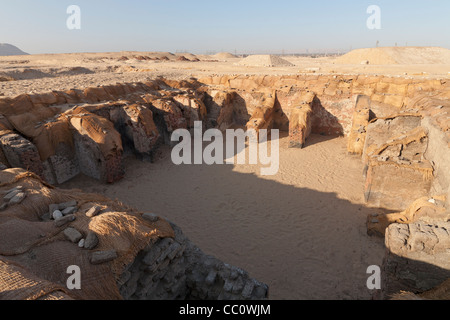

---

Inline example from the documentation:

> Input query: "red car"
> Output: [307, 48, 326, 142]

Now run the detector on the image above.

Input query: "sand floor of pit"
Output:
[61, 133, 386, 300]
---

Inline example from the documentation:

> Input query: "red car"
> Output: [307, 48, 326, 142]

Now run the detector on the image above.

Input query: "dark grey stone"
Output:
[54, 214, 76, 227]
[84, 231, 99, 250]
[90, 250, 118, 265]
[63, 227, 83, 243]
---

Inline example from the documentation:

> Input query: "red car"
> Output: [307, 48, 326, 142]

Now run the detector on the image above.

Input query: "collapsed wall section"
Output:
[118, 222, 269, 300]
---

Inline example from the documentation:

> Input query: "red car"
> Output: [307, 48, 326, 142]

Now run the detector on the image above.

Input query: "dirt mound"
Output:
[211, 52, 238, 60]
[176, 55, 190, 62]
[175, 53, 198, 61]
[237, 55, 294, 67]
[335, 47, 450, 65]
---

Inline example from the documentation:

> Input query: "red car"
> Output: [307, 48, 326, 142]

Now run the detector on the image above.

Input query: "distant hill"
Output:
[0, 43, 29, 56]
[335, 47, 450, 65]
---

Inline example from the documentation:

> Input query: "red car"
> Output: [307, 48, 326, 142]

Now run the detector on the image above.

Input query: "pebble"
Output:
[49, 204, 59, 215]
[90, 250, 118, 265]
[52, 210, 63, 220]
[4, 189, 21, 201]
[84, 231, 99, 250]
[86, 205, 101, 218]
[78, 239, 85, 248]
[39, 212, 50, 222]
[59, 200, 77, 210]
[2, 186, 22, 195]
[9, 192, 26, 205]
[62, 206, 77, 216]
[63, 227, 83, 243]
[54, 214, 76, 227]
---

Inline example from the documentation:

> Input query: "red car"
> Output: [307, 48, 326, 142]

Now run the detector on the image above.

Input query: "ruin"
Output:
[0, 72, 449, 300]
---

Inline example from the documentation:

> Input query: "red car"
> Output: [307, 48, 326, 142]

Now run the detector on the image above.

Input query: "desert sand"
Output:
[61, 133, 385, 299]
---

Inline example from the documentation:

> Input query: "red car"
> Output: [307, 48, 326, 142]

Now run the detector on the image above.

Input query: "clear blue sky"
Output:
[1, 0, 449, 54]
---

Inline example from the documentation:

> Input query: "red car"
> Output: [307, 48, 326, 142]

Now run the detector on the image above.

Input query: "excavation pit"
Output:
[0, 74, 449, 300]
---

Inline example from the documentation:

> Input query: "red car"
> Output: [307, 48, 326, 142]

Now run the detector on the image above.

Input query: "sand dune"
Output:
[335, 47, 450, 65]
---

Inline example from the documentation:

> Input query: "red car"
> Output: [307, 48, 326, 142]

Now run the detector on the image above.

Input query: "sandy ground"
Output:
[1, 50, 449, 98]
[61, 133, 386, 300]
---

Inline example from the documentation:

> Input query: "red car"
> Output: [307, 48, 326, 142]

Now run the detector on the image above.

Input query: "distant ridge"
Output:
[335, 47, 450, 65]
[0, 43, 29, 56]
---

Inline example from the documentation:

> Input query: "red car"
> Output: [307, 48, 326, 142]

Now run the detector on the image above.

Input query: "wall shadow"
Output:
[61, 134, 394, 300]
[382, 252, 450, 300]
[311, 96, 345, 137]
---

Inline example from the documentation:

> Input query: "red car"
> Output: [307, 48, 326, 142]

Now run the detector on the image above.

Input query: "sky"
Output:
[0, 0, 449, 54]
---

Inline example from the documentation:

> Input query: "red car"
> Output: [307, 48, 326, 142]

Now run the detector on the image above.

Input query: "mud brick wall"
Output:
[0, 133, 44, 178]
[72, 131, 105, 182]
[45, 144, 80, 185]
[199, 75, 450, 137]
[104, 153, 124, 184]
[118, 222, 269, 300]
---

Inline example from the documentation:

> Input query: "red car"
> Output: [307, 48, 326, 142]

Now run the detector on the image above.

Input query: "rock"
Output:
[0, 203, 8, 211]
[142, 213, 159, 223]
[2, 186, 22, 195]
[84, 231, 99, 250]
[62, 206, 77, 216]
[52, 210, 63, 220]
[40, 212, 51, 222]
[90, 250, 118, 265]
[361, 60, 370, 65]
[383, 221, 450, 296]
[4, 189, 21, 201]
[59, 200, 77, 210]
[241, 280, 255, 299]
[64, 227, 83, 243]
[205, 271, 217, 285]
[49, 204, 59, 216]
[78, 239, 85, 248]
[9, 192, 26, 205]
[86, 205, 101, 218]
[54, 214, 76, 227]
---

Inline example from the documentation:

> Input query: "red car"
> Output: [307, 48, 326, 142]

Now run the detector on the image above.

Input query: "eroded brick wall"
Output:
[118, 222, 269, 300]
